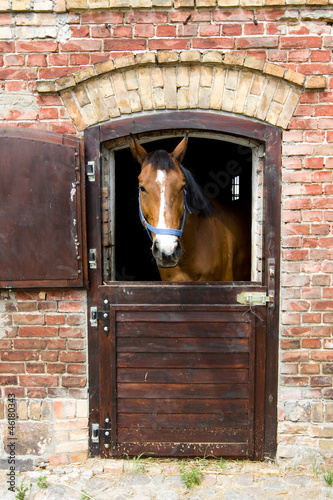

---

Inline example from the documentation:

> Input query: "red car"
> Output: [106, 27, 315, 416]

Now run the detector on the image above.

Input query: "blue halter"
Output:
[138, 189, 191, 242]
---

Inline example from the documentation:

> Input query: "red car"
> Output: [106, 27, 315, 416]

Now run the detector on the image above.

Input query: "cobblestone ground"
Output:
[1, 458, 332, 500]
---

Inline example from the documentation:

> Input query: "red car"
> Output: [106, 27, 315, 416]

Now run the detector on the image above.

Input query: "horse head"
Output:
[130, 135, 189, 269]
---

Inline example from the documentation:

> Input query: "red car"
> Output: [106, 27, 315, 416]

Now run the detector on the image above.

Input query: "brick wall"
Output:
[0, 1, 333, 465]
[0, 290, 88, 465]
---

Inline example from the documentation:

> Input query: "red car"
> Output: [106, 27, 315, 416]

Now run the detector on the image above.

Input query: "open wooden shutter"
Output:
[0, 128, 87, 288]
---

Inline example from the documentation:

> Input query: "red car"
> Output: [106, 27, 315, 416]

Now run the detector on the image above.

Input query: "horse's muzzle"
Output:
[152, 238, 182, 268]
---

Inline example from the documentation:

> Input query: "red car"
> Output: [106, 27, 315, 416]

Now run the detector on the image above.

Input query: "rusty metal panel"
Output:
[0, 131, 87, 288]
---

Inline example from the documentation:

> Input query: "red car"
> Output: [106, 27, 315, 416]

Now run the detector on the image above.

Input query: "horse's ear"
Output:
[171, 134, 188, 165]
[129, 134, 148, 165]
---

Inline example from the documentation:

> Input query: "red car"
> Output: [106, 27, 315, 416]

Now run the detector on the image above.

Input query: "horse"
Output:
[129, 134, 251, 282]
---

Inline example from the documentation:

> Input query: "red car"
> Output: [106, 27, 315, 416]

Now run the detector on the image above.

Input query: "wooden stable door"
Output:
[97, 287, 266, 458]
[86, 112, 281, 460]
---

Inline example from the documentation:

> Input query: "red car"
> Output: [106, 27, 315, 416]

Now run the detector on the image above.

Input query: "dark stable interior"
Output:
[113, 136, 252, 282]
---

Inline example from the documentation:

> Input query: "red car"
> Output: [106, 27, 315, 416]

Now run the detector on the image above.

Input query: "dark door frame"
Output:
[85, 110, 281, 459]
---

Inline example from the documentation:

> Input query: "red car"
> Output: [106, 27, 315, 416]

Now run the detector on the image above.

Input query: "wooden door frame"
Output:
[85, 110, 281, 459]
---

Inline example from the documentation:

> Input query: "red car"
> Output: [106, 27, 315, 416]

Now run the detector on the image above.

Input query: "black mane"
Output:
[180, 166, 213, 217]
[144, 149, 213, 217]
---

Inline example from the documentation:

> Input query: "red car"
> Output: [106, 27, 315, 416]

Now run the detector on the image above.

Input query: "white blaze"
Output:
[155, 170, 178, 255]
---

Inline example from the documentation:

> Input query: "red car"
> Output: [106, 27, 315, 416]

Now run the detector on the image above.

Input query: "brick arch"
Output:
[37, 50, 327, 132]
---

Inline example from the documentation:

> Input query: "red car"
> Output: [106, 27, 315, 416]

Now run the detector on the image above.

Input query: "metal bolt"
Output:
[105, 431, 110, 436]
[104, 326, 109, 332]
[104, 443, 110, 449]
[105, 417, 110, 423]
[104, 299, 108, 304]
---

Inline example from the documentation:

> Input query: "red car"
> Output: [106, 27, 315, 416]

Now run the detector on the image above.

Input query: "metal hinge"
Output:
[90, 298, 110, 334]
[237, 291, 272, 306]
[91, 415, 111, 449]
[86, 161, 95, 182]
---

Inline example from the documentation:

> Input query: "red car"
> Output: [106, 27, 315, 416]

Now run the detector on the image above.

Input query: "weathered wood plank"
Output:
[118, 427, 249, 443]
[118, 413, 250, 428]
[117, 368, 249, 384]
[117, 311, 250, 323]
[117, 337, 249, 353]
[117, 398, 249, 414]
[117, 322, 251, 338]
[117, 352, 249, 369]
[117, 383, 250, 399]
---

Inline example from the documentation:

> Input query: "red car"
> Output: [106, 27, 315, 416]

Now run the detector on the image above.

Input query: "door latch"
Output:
[237, 292, 272, 306]
[86, 161, 95, 182]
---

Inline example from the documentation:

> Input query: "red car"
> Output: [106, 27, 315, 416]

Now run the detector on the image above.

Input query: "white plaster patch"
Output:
[0, 93, 38, 119]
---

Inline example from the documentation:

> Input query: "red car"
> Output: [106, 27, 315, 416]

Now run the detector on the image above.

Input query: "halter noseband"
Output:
[138, 189, 191, 242]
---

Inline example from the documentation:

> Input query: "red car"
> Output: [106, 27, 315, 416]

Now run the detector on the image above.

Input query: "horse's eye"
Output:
[139, 186, 146, 193]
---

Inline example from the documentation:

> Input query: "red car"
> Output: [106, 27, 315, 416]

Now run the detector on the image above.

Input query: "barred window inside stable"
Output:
[232, 176, 240, 201]
[101, 133, 263, 283]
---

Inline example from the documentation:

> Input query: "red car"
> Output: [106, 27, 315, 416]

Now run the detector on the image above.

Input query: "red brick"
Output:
[302, 339, 321, 349]
[0, 68, 37, 80]
[156, 25, 177, 37]
[1, 351, 39, 361]
[47, 363, 66, 374]
[37, 301, 57, 312]
[113, 25, 132, 38]
[135, 24, 154, 38]
[0, 375, 17, 385]
[282, 312, 301, 324]
[62, 376, 87, 387]
[39, 108, 59, 120]
[67, 340, 85, 350]
[281, 339, 301, 349]
[41, 351, 58, 362]
[302, 313, 322, 323]
[282, 351, 309, 362]
[0, 362, 24, 373]
[67, 364, 86, 374]
[300, 363, 320, 374]
[310, 376, 332, 387]
[45, 314, 66, 325]
[313, 171, 332, 182]
[59, 327, 85, 338]
[49, 454, 68, 466]
[302, 184, 322, 195]
[26, 363, 45, 374]
[288, 49, 310, 62]
[16, 41, 58, 53]
[126, 11, 168, 24]
[283, 172, 312, 183]
[60, 40, 102, 52]
[213, 10, 254, 22]
[58, 302, 85, 313]
[59, 352, 86, 363]
[20, 375, 58, 387]
[81, 12, 123, 24]
[237, 36, 278, 49]
[13, 339, 46, 349]
[283, 250, 309, 260]
[47, 339, 66, 349]
[0, 340, 12, 349]
[281, 376, 308, 386]
[19, 326, 58, 337]
[4, 55, 25, 66]
[222, 24, 242, 36]
[69, 54, 90, 66]
[281, 37, 322, 49]
[150, 39, 191, 50]
[302, 63, 333, 75]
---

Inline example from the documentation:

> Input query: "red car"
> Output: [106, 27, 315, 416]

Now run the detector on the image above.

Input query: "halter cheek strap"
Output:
[138, 190, 191, 242]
